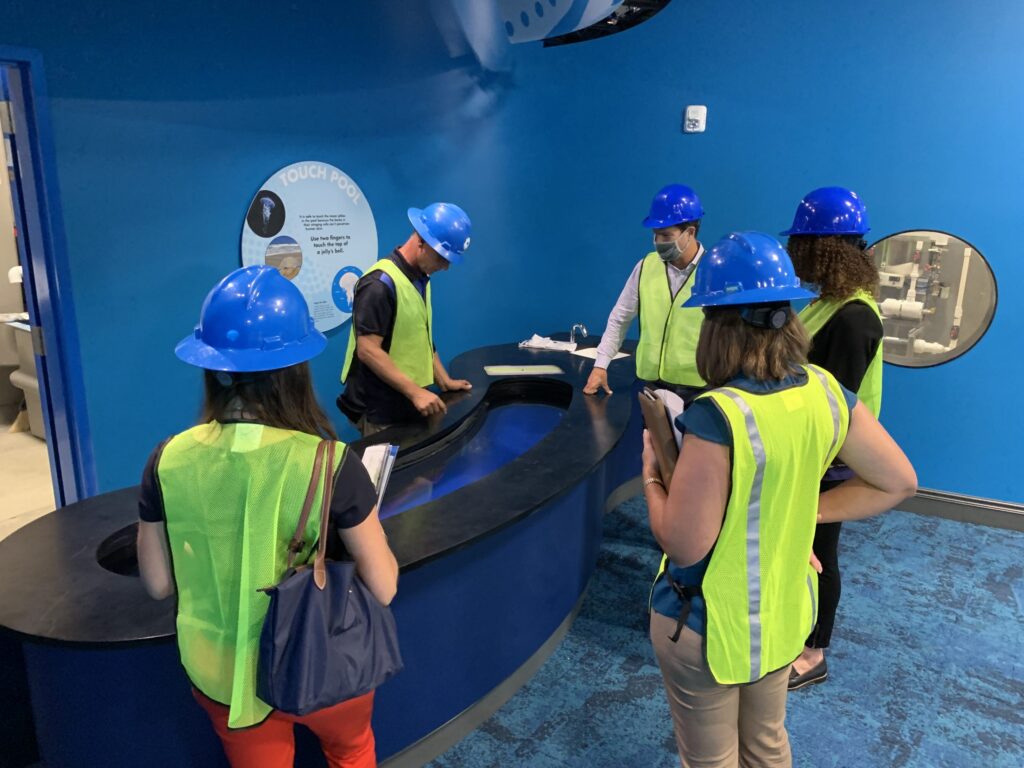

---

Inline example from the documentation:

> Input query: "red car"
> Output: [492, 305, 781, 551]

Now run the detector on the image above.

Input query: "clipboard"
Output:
[638, 387, 680, 487]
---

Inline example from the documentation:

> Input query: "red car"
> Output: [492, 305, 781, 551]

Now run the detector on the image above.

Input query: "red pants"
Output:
[193, 688, 377, 768]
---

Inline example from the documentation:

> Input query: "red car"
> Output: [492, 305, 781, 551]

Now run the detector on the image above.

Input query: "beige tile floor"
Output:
[0, 429, 55, 542]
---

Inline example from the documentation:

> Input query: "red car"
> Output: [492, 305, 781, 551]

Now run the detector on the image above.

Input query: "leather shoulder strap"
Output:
[285, 439, 329, 569]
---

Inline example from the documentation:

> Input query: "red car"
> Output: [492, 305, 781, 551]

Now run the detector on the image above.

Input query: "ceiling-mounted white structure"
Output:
[499, 0, 626, 43]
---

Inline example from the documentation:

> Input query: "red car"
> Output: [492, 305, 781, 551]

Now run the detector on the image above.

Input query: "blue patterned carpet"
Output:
[428, 497, 1024, 768]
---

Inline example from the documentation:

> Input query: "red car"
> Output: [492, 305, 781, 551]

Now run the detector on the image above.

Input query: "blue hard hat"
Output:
[408, 203, 472, 264]
[780, 186, 870, 237]
[175, 265, 327, 372]
[683, 232, 818, 308]
[642, 184, 704, 229]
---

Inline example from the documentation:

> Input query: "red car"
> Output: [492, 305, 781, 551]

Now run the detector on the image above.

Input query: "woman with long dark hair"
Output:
[644, 232, 914, 766]
[782, 187, 884, 690]
[137, 266, 397, 767]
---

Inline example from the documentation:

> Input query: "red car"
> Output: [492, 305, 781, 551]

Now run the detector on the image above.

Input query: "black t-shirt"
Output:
[807, 300, 884, 394]
[137, 432, 377, 560]
[338, 249, 432, 426]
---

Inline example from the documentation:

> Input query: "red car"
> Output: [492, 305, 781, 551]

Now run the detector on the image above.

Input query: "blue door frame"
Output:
[1, 47, 95, 504]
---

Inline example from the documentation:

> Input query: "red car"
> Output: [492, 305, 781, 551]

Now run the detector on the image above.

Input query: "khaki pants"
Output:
[650, 612, 792, 768]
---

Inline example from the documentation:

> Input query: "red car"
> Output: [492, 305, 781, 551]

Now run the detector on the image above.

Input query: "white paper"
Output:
[361, 443, 398, 508]
[652, 389, 685, 449]
[485, 364, 564, 376]
[569, 347, 629, 361]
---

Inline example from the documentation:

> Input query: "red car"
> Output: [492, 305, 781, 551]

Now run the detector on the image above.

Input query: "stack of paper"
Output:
[361, 443, 399, 509]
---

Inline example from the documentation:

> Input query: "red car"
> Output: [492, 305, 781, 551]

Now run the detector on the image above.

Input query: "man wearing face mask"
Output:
[339, 202, 473, 435]
[584, 184, 707, 403]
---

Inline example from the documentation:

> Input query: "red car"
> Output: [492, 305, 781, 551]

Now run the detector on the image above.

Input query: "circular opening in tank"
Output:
[97, 522, 140, 577]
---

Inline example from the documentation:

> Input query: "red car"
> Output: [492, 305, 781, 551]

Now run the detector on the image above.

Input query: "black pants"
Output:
[806, 479, 844, 649]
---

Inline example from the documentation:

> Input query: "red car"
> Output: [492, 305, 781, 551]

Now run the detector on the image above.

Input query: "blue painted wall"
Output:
[0, 0, 1020, 501]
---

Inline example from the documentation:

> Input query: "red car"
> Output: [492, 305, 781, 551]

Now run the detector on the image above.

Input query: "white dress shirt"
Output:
[594, 244, 705, 369]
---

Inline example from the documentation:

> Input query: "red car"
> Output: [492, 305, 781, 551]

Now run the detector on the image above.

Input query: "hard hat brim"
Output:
[682, 285, 818, 309]
[174, 330, 327, 372]
[780, 226, 871, 237]
[642, 213, 704, 229]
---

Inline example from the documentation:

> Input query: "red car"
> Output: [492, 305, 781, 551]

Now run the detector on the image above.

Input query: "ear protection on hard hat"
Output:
[740, 304, 790, 330]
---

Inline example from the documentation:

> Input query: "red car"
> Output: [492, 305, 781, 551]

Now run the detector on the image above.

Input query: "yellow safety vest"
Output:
[799, 289, 883, 417]
[341, 258, 434, 388]
[635, 252, 705, 387]
[654, 366, 849, 684]
[158, 422, 345, 728]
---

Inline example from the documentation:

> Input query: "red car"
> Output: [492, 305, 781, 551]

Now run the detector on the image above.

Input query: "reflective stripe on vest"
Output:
[714, 387, 767, 680]
[636, 253, 705, 387]
[798, 289, 883, 416]
[158, 423, 346, 728]
[698, 367, 849, 684]
[341, 258, 434, 387]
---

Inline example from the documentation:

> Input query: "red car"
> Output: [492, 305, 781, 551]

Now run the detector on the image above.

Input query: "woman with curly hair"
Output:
[781, 187, 884, 691]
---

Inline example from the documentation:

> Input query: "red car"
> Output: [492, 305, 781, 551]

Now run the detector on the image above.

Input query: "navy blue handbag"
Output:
[257, 440, 403, 715]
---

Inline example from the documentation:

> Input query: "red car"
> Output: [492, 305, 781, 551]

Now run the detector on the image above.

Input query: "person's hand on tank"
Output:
[438, 376, 472, 392]
[412, 388, 447, 417]
[583, 367, 613, 396]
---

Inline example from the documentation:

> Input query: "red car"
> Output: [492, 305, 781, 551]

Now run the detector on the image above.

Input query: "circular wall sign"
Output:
[241, 161, 378, 332]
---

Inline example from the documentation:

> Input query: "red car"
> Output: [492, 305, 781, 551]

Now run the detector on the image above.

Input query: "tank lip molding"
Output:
[0, 338, 636, 646]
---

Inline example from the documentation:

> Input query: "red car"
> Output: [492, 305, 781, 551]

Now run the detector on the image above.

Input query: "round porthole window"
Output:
[869, 230, 997, 367]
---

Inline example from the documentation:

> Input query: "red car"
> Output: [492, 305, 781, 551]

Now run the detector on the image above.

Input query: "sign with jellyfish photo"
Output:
[241, 161, 378, 332]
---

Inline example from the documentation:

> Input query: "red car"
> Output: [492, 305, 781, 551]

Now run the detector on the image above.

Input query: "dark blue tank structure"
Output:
[0, 341, 642, 768]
